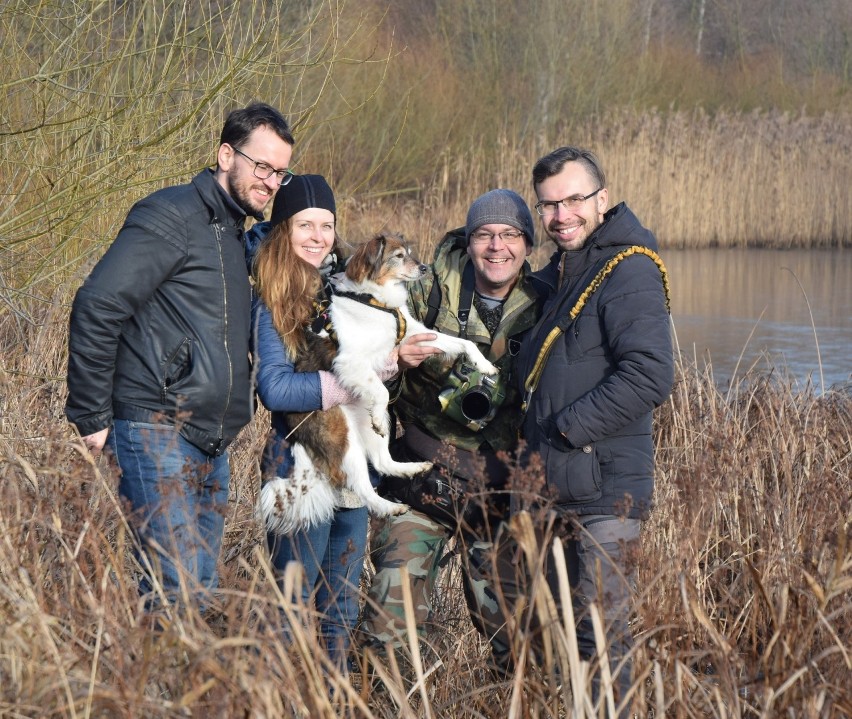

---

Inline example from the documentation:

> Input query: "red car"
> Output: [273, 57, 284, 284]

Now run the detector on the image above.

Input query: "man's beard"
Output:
[228, 173, 266, 218]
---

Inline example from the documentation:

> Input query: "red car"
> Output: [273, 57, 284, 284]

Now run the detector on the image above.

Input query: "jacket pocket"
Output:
[161, 337, 192, 401]
[537, 417, 602, 504]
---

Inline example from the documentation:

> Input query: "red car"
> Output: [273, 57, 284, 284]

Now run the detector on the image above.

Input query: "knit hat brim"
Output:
[465, 189, 534, 245]
[270, 174, 336, 227]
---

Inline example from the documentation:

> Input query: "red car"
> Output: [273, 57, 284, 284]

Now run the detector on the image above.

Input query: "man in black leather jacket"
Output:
[65, 102, 294, 612]
[509, 146, 673, 710]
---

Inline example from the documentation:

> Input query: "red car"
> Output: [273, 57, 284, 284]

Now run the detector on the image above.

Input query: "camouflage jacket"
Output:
[394, 229, 540, 454]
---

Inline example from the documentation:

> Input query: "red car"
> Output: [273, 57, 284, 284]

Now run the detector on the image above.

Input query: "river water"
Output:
[664, 248, 852, 393]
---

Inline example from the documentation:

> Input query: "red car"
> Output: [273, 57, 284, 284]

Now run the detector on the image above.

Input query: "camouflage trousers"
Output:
[358, 509, 511, 665]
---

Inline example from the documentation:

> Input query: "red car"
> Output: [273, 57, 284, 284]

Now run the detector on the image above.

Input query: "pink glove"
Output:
[319, 371, 356, 409]
[377, 354, 400, 382]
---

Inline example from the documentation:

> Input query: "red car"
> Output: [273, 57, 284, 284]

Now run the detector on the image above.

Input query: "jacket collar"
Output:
[192, 168, 251, 226]
[530, 201, 658, 292]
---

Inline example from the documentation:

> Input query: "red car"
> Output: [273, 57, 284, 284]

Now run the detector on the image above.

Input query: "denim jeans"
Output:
[268, 506, 368, 669]
[108, 419, 230, 611]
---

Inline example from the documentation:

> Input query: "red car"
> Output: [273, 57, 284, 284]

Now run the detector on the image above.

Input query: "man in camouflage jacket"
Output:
[358, 189, 540, 670]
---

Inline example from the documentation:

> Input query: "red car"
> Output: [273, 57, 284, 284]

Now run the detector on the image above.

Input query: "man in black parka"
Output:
[512, 146, 673, 708]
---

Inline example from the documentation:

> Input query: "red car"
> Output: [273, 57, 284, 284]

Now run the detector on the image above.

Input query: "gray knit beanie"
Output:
[465, 189, 534, 245]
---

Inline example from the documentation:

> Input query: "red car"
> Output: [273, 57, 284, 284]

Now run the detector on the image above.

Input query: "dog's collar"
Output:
[310, 298, 336, 342]
[334, 290, 407, 345]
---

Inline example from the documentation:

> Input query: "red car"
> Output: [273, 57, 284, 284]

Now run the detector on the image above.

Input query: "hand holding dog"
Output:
[319, 370, 357, 409]
[397, 333, 444, 370]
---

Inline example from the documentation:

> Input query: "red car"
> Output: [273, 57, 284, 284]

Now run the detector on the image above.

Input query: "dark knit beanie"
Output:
[270, 174, 336, 227]
[465, 189, 534, 245]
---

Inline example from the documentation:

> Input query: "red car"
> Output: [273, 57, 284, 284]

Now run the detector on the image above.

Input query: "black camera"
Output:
[438, 360, 506, 431]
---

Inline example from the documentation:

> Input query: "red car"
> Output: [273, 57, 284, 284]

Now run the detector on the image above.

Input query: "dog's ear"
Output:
[368, 235, 388, 277]
[346, 234, 387, 281]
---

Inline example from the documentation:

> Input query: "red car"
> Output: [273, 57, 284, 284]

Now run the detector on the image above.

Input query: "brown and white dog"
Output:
[259, 233, 498, 535]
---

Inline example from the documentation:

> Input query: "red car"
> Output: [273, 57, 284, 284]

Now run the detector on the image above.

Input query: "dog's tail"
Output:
[259, 444, 338, 536]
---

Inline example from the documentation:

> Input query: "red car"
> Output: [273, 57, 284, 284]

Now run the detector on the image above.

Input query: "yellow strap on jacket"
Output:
[522, 246, 670, 411]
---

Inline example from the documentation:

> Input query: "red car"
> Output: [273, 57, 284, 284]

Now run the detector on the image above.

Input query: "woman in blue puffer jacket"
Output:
[247, 174, 395, 670]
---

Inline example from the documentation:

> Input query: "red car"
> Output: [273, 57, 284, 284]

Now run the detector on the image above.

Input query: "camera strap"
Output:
[456, 261, 476, 339]
[424, 270, 442, 329]
[424, 260, 476, 340]
[521, 245, 670, 412]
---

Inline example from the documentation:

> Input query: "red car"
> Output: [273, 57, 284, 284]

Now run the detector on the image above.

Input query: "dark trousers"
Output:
[483, 512, 640, 711]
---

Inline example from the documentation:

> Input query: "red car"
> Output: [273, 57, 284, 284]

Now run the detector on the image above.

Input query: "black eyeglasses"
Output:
[232, 146, 294, 185]
[535, 188, 602, 216]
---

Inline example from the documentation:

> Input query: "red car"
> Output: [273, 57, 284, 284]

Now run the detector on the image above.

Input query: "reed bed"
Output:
[1, 294, 849, 717]
[2, 1, 851, 309]
[2, 2, 851, 716]
[352, 109, 852, 255]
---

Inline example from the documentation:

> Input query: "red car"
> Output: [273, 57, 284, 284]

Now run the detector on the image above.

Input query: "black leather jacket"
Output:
[65, 169, 254, 455]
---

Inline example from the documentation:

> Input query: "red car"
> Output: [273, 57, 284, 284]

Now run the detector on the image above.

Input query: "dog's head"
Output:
[345, 233, 427, 286]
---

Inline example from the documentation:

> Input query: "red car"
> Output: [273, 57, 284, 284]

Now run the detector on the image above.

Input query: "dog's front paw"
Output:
[388, 460, 433, 477]
[366, 495, 410, 517]
[470, 356, 498, 375]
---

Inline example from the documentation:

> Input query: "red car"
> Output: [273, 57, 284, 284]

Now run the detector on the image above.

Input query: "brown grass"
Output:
[1, 289, 849, 717]
[2, 2, 851, 715]
[2, 2, 850, 305]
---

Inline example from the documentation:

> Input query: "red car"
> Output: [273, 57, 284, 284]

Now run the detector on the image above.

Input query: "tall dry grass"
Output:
[2, 2, 851, 716]
[3, 1, 850, 310]
[1, 294, 850, 717]
[352, 109, 852, 255]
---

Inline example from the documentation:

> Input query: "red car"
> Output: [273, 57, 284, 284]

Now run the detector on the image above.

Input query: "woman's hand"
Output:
[319, 370, 356, 409]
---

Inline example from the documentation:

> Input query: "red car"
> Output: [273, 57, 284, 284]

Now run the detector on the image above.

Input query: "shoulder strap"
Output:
[522, 246, 670, 411]
[423, 269, 442, 329]
[456, 261, 476, 339]
[423, 260, 476, 338]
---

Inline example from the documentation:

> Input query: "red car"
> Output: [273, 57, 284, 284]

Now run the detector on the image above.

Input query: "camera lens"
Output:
[460, 388, 492, 421]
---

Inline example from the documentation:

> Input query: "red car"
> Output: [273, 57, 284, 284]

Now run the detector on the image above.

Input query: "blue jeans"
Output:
[108, 419, 230, 611]
[268, 506, 368, 668]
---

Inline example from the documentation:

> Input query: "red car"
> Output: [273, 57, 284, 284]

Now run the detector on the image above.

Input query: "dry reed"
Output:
[352, 109, 852, 256]
[2, 2, 851, 716]
[1, 291, 849, 717]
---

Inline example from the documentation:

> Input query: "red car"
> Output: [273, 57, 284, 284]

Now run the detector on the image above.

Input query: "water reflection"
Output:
[665, 248, 852, 392]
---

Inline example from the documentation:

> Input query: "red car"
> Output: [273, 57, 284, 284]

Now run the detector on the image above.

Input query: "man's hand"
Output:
[397, 333, 444, 370]
[82, 427, 110, 456]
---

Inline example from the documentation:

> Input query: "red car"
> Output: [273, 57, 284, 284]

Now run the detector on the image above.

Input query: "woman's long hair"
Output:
[253, 220, 334, 356]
